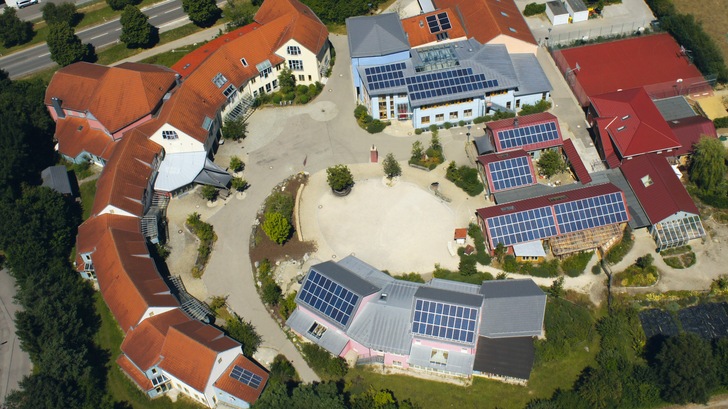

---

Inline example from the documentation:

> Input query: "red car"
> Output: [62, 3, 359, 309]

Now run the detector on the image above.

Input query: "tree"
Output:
[538, 149, 566, 178]
[430, 132, 441, 151]
[221, 116, 247, 140]
[224, 0, 259, 31]
[548, 277, 564, 298]
[47, 22, 94, 67]
[120, 5, 157, 48]
[263, 212, 291, 244]
[689, 136, 727, 193]
[278, 67, 296, 94]
[107, 0, 140, 11]
[268, 354, 298, 384]
[410, 140, 423, 162]
[383, 153, 401, 179]
[231, 177, 247, 192]
[0, 7, 33, 48]
[200, 185, 218, 201]
[42, 2, 80, 26]
[225, 314, 262, 357]
[326, 164, 354, 192]
[655, 332, 717, 404]
[261, 280, 282, 305]
[229, 156, 244, 172]
[635, 253, 654, 269]
[494, 242, 507, 263]
[182, 0, 221, 27]
[458, 256, 477, 276]
[714, 338, 728, 387]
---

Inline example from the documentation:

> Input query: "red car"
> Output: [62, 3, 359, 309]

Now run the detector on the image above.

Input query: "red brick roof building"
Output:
[486, 112, 564, 153]
[400, 8, 468, 48]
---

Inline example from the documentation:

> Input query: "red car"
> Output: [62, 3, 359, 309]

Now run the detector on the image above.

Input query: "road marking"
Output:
[38, 52, 50, 58]
[164, 8, 176, 13]
[90, 33, 106, 40]
[158, 16, 190, 29]
[115, 27, 121, 31]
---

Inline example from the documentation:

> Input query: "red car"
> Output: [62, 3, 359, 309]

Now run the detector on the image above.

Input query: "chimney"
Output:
[51, 97, 65, 119]
[419, 20, 424, 28]
[513, 116, 519, 128]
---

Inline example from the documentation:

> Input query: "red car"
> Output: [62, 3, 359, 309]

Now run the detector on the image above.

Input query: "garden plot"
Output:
[677, 302, 728, 340]
[639, 309, 679, 339]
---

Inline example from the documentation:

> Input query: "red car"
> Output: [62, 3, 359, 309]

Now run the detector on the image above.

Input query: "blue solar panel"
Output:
[487, 156, 535, 192]
[364, 63, 407, 91]
[426, 12, 451, 34]
[486, 206, 557, 247]
[230, 365, 263, 389]
[298, 270, 359, 327]
[412, 299, 478, 343]
[406, 68, 497, 102]
[497, 121, 560, 150]
[554, 192, 628, 234]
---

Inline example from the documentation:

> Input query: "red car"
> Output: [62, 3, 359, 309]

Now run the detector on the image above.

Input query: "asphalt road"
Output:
[1, 0, 97, 22]
[0, 0, 191, 78]
[0, 269, 31, 405]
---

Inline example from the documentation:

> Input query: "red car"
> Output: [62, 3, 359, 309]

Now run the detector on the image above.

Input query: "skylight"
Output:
[212, 73, 228, 88]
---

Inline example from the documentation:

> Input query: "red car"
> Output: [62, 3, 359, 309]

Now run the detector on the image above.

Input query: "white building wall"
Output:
[276, 39, 330, 85]
[163, 371, 213, 408]
[140, 306, 178, 325]
[149, 124, 205, 154]
[203, 348, 242, 404]
[96, 204, 137, 218]
[413, 99, 482, 129]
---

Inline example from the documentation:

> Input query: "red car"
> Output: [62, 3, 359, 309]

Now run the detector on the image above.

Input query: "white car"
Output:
[15, 0, 39, 8]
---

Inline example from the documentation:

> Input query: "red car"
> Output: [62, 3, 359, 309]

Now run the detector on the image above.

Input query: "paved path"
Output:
[0, 269, 32, 405]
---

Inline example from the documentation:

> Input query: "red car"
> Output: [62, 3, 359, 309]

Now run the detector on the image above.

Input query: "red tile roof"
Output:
[487, 112, 564, 152]
[594, 117, 621, 168]
[477, 149, 537, 193]
[158, 320, 240, 392]
[620, 154, 699, 223]
[213, 355, 269, 405]
[433, 0, 536, 46]
[562, 138, 592, 183]
[590, 88, 681, 158]
[557, 34, 704, 102]
[54, 117, 116, 161]
[93, 228, 178, 333]
[401, 9, 467, 48]
[45, 62, 177, 133]
[668, 116, 717, 157]
[77, 213, 140, 255]
[121, 309, 192, 371]
[454, 228, 468, 240]
[91, 130, 162, 217]
[117, 354, 154, 391]
[254, 0, 329, 54]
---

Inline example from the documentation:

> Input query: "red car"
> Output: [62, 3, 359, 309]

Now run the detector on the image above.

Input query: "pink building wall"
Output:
[111, 114, 154, 140]
[412, 337, 475, 355]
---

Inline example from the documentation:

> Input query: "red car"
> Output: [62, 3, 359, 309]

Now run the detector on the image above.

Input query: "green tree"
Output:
[410, 140, 423, 162]
[278, 67, 296, 94]
[655, 332, 717, 404]
[0, 7, 33, 47]
[689, 136, 727, 193]
[301, 343, 348, 380]
[430, 132, 441, 151]
[261, 280, 282, 305]
[47, 22, 94, 67]
[221, 116, 247, 140]
[229, 155, 244, 172]
[107, 0, 140, 11]
[224, 0, 259, 31]
[262, 212, 291, 244]
[183, 0, 221, 27]
[279, 291, 297, 319]
[231, 177, 247, 192]
[383, 153, 401, 179]
[268, 354, 298, 384]
[538, 149, 566, 178]
[200, 185, 218, 201]
[714, 338, 728, 387]
[548, 276, 564, 298]
[225, 314, 262, 357]
[120, 5, 157, 48]
[41, 2, 80, 26]
[264, 192, 294, 223]
[326, 164, 354, 191]
[458, 256, 477, 276]
[494, 242, 507, 263]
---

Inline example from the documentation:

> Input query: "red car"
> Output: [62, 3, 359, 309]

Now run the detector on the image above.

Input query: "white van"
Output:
[14, 0, 39, 8]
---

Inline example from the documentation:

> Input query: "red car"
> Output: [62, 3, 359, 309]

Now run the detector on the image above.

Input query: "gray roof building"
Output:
[346, 13, 410, 58]
[479, 280, 546, 338]
[654, 96, 696, 121]
[41, 165, 73, 195]
[511, 54, 552, 97]
[286, 308, 350, 355]
[473, 336, 535, 380]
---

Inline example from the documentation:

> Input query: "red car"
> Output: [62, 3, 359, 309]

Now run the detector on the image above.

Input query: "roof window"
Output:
[621, 115, 630, 120]
[501, 11, 508, 16]
[617, 125, 626, 131]
[509, 27, 517, 33]
[240, 58, 248, 67]
[212, 73, 228, 88]
[202, 116, 213, 131]
[641, 175, 653, 187]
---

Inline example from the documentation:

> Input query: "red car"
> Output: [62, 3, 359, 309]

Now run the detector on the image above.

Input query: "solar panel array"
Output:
[299, 270, 360, 327]
[426, 12, 452, 34]
[497, 121, 559, 150]
[405, 68, 498, 102]
[364, 63, 407, 91]
[553, 192, 628, 234]
[412, 299, 478, 343]
[230, 365, 263, 389]
[487, 156, 535, 192]
[486, 206, 558, 247]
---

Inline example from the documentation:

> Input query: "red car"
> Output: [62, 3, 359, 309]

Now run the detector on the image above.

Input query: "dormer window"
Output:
[240, 58, 248, 67]
[617, 125, 626, 131]
[223, 84, 237, 99]
[202, 116, 213, 131]
[641, 175, 653, 187]
[621, 115, 631, 120]
[287, 45, 301, 55]
[212, 73, 228, 88]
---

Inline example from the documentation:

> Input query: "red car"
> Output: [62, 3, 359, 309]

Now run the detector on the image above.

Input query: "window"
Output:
[265, 83, 272, 92]
[251, 77, 256, 84]
[212, 73, 228, 88]
[436, 32, 449, 41]
[162, 130, 178, 140]
[151, 368, 157, 375]
[516, 99, 521, 108]
[393, 360, 402, 367]
[253, 90, 258, 97]
[422, 116, 430, 125]
[449, 111, 458, 120]
[506, 101, 512, 110]
[542, 92, 547, 100]
[509, 27, 517, 32]
[218, 358, 222, 364]
[464, 109, 473, 118]
[223, 84, 237, 99]
[276, 64, 281, 71]
[288, 60, 304, 71]
[202, 116, 213, 131]
[298, 74, 305, 81]
[308, 75, 312, 81]
[240, 58, 248, 67]
[435, 113, 444, 122]
[272, 79, 278, 89]
[308, 322, 327, 339]
[287, 45, 301, 55]
[258, 87, 264, 95]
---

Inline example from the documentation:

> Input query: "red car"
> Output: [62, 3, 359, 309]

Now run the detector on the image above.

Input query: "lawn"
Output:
[672, 0, 728, 65]
[139, 45, 197, 67]
[80, 180, 97, 221]
[94, 294, 203, 409]
[95, 23, 205, 65]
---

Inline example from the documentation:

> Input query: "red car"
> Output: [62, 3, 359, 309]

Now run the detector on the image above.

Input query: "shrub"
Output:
[366, 119, 387, 133]
[520, 259, 560, 278]
[272, 94, 282, 104]
[429, 124, 439, 133]
[535, 298, 594, 363]
[296, 84, 309, 95]
[443, 122, 453, 129]
[262, 212, 291, 244]
[279, 292, 297, 320]
[297, 94, 310, 104]
[301, 343, 348, 380]
[468, 223, 491, 266]
[201, 185, 218, 201]
[459, 255, 478, 276]
[261, 279, 282, 305]
[445, 162, 484, 196]
[433, 263, 493, 285]
[395, 273, 425, 283]
[326, 164, 354, 191]
[264, 192, 295, 223]
[519, 99, 552, 115]
[231, 177, 247, 192]
[473, 116, 488, 124]
[229, 156, 244, 172]
[592, 264, 603, 275]
[269, 354, 299, 384]
[714, 117, 728, 128]
[225, 314, 262, 357]
[414, 128, 423, 135]
[523, 2, 546, 16]
[503, 255, 519, 272]
[605, 227, 634, 264]
[561, 251, 593, 277]
[458, 120, 466, 126]
[284, 92, 296, 101]
[354, 104, 368, 120]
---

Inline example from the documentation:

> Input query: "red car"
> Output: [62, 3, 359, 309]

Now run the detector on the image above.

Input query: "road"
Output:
[1, 0, 97, 22]
[0, 269, 32, 405]
[0, 0, 191, 78]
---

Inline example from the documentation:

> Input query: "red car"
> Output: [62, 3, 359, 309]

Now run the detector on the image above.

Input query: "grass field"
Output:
[80, 180, 97, 221]
[672, 0, 728, 65]
[95, 23, 205, 65]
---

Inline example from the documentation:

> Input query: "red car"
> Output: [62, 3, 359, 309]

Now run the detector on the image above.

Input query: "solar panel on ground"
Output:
[405, 68, 497, 101]
[677, 303, 728, 340]
[299, 270, 360, 327]
[230, 365, 263, 389]
[553, 192, 628, 234]
[497, 122, 559, 150]
[412, 298, 478, 343]
[638, 309, 679, 339]
[487, 156, 534, 192]
[486, 206, 557, 247]
[364, 62, 407, 91]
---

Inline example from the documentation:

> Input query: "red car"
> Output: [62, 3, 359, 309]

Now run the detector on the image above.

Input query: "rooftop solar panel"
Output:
[496, 122, 559, 151]
[406, 68, 496, 102]
[412, 298, 478, 344]
[486, 206, 557, 247]
[364, 63, 408, 92]
[230, 365, 263, 389]
[425, 12, 452, 34]
[298, 270, 360, 327]
[554, 192, 628, 234]
[487, 156, 535, 192]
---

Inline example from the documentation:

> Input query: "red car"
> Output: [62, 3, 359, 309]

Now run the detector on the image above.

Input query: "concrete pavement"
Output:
[0, 269, 32, 405]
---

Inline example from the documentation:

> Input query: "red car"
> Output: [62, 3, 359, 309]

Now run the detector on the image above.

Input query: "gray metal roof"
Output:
[312, 261, 382, 297]
[480, 279, 545, 299]
[547, 1, 568, 15]
[415, 286, 483, 308]
[409, 343, 474, 375]
[41, 165, 73, 195]
[346, 13, 410, 58]
[493, 181, 585, 204]
[194, 158, 232, 188]
[479, 280, 546, 338]
[286, 308, 349, 355]
[511, 54, 552, 97]
[565, 0, 587, 12]
[598, 169, 650, 229]
[428, 278, 482, 295]
[474, 136, 495, 155]
[473, 336, 535, 380]
[338, 255, 395, 289]
[654, 96, 696, 121]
